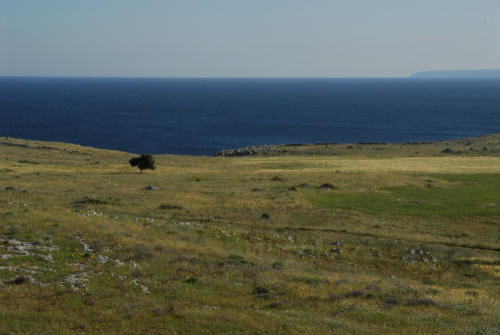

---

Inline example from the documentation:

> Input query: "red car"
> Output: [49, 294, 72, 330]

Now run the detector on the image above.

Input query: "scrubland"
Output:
[0, 135, 499, 334]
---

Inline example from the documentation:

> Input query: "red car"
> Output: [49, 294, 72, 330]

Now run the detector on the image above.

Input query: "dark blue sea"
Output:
[1, 77, 499, 155]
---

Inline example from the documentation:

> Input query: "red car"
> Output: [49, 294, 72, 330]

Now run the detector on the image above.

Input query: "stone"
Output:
[131, 279, 150, 293]
[215, 145, 275, 157]
[405, 248, 437, 263]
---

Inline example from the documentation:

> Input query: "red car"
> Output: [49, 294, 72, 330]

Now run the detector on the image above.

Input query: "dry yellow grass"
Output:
[0, 136, 499, 334]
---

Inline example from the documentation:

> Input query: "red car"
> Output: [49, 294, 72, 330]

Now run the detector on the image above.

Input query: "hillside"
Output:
[0, 135, 499, 334]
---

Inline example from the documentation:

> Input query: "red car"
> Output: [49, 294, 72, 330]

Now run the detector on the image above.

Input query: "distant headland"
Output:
[410, 69, 500, 78]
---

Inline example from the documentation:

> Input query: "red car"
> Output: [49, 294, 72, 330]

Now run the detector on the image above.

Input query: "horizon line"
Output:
[0, 75, 410, 79]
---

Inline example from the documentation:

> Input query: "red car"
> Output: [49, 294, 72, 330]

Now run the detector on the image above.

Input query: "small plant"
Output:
[124, 243, 153, 261]
[129, 154, 156, 174]
[406, 298, 437, 307]
[345, 290, 364, 298]
[253, 286, 270, 297]
[226, 254, 250, 265]
[271, 261, 284, 270]
[159, 203, 183, 210]
[185, 276, 198, 284]
[73, 196, 108, 205]
[425, 288, 441, 295]
[292, 276, 321, 286]
[266, 302, 282, 309]
[441, 148, 454, 154]
[422, 277, 436, 285]
[383, 297, 401, 306]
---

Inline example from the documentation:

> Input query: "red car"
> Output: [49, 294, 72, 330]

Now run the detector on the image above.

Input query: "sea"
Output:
[1, 77, 499, 156]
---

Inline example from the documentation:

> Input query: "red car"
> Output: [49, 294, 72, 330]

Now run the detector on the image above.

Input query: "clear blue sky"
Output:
[1, 0, 498, 77]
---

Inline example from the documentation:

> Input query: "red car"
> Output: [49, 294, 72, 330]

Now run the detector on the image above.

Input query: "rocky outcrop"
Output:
[215, 145, 276, 157]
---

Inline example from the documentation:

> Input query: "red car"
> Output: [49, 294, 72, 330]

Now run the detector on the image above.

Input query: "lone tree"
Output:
[129, 154, 156, 174]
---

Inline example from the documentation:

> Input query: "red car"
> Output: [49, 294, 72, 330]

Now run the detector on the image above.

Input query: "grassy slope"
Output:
[256, 132, 500, 157]
[0, 136, 499, 334]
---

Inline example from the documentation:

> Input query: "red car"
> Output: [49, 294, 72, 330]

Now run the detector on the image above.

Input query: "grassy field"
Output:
[0, 135, 499, 334]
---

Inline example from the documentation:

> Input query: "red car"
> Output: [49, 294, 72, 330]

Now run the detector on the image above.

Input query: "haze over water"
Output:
[1, 77, 499, 155]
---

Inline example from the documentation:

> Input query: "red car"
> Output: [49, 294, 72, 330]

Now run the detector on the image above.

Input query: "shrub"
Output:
[271, 261, 284, 270]
[384, 297, 401, 305]
[253, 286, 270, 296]
[226, 254, 250, 265]
[159, 204, 183, 210]
[129, 154, 156, 174]
[125, 244, 153, 261]
[185, 276, 198, 284]
[73, 196, 108, 205]
[406, 298, 437, 307]
[345, 290, 364, 298]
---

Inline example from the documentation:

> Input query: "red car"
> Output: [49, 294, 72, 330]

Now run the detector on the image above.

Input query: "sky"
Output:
[1, 0, 499, 77]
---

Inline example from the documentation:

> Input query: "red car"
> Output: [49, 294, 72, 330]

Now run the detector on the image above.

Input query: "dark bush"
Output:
[226, 254, 250, 265]
[73, 196, 108, 205]
[159, 203, 183, 210]
[7, 276, 30, 285]
[345, 290, 364, 298]
[319, 183, 335, 190]
[129, 154, 156, 173]
[384, 297, 401, 305]
[253, 286, 270, 297]
[266, 302, 282, 309]
[406, 298, 437, 307]
[185, 276, 198, 284]
[271, 261, 284, 270]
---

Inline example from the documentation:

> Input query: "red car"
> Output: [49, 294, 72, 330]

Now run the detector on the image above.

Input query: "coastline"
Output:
[2, 132, 500, 158]
[214, 132, 500, 157]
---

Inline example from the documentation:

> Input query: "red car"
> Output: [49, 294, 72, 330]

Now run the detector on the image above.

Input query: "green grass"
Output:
[309, 173, 500, 217]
